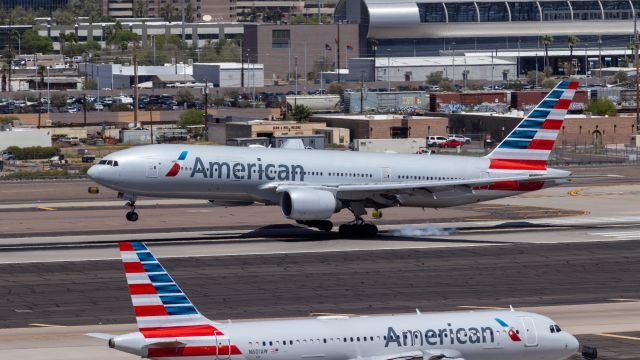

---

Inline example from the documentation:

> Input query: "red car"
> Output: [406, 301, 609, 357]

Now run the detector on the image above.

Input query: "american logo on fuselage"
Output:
[189, 157, 306, 181]
[385, 324, 495, 347]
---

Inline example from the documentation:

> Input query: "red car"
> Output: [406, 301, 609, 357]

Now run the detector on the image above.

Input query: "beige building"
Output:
[314, 127, 350, 147]
[102, 0, 236, 21]
[226, 120, 327, 139]
[310, 114, 449, 141]
[244, 23, 360, 83]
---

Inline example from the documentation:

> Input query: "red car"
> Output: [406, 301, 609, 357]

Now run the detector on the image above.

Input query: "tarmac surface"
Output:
[1, 164, 639, 359]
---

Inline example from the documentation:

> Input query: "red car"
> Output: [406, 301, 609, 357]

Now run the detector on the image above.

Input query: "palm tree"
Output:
[543, 35, 553, 76]
[159, 3, 175, 22]
[567, 35, 580, 76]
[59, 32, 68, 55]
[1, 63, 9, 92]
[38, 65, 46, 89]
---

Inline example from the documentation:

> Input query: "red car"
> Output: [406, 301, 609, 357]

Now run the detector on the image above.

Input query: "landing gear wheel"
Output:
[338, 223, 378, 237]
[125, 200, 138, 222]
[317, 220, 333, 232]
[126, 211, 139, 222]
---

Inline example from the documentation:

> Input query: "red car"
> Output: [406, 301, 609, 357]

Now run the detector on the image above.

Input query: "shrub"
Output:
[5, 146, 60, 160]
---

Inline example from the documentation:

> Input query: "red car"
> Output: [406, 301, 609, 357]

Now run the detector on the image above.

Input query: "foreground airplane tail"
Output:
[118, 241, 234, 349]
[486, 80, 579, 173]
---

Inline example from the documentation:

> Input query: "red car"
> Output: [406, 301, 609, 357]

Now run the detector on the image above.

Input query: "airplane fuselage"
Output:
[89, 144, 566, 210]
[110, 310, 578, 360]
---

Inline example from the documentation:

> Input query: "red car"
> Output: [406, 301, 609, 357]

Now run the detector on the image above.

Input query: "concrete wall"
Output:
[0, 129, 52, 149]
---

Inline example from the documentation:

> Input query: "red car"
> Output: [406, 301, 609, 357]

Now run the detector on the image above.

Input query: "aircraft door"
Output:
[215, 334, 231, 360]
[520, 317, 538, 347]
[146, 160, 159, 178]
[380, 167, 391, 182]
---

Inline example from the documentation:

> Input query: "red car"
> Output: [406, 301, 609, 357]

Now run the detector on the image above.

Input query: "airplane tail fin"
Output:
[118, 241, 221, 336]
[486, 80, 579, 172]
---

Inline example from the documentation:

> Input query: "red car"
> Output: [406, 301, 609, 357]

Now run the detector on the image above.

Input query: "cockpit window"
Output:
[107, 160, 113, 166]
[549, 325, 556, 333]
[113, 161, 119, 167]
[554, 325, 562, 332]
[98, 160, 107, 165]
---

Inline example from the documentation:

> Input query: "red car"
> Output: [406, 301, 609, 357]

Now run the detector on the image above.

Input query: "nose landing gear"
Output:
[125, 201, 139, 222]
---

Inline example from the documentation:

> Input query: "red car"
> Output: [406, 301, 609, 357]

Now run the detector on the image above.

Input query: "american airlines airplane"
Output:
[88, 241, 580, 360]
[88, 81, 582, 236]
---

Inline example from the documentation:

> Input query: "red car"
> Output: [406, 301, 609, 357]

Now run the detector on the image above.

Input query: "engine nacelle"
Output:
[281, 188, 340, 220]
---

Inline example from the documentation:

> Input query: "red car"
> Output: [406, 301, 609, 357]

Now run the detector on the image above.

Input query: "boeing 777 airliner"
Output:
[88, 81, 584, 236]
[87, 242, 579, 360]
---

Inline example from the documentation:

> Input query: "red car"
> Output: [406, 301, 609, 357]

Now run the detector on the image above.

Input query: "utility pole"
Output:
[240, 40, 245, 88]
[203, 80, 208, 136]
[360, 70, 364, 114]
[635, 15, 639, 132]
[336, 21, 341, 83]
[83, 93, 87, 127]
[133, 44, 139, 128]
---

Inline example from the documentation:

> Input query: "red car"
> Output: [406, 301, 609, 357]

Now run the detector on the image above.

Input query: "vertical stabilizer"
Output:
[486, 80, 579, 172]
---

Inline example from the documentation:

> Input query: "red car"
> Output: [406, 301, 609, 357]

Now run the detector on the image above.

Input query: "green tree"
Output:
[159, 3, 177, 22]
[526, 70, 546, 85]
[291, 104, 312, 122]
[105, 21, 140, 47]
[543, 35, 554, 76]
[326, 82, 345, 94]
[542, 78, 558, 89]
[177, 108, 205, 128]
[50, 93, 68, 110]
[175, 89, 195, 105]
[84, 79, 97, 90]
[21, 30, 53, 54]
[585, 98, 617, 116]
[438, 79, 454, 92]
[567, 35, 580, 76]
[614, 70, 629, 84]
[133, 0, 148, 17]
[427, 71, 444, 85]
[52, 9, 76, 25]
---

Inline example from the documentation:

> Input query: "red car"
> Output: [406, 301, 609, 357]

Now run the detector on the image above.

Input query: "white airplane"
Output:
[88, 81, 583, 236]
[88, 241, 579, 360]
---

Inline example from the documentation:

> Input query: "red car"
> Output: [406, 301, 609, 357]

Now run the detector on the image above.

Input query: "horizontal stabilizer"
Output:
[86, 333, 115, 340]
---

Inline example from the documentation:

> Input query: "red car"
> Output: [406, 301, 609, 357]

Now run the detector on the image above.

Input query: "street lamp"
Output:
[451, 42, 456, 89]
[386, 48, 391, 91]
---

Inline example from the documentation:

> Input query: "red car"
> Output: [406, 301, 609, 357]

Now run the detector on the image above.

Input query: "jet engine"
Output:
[281, 188, 341, 220]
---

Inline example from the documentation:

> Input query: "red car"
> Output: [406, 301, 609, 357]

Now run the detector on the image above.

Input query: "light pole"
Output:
[584, 43, 588, 86]
[451, 42, 456, 89]
[387, 48, 391, 91]
[517, 39, 521, 79]
[599, 36, 603, 85]
[47, 67, 50, 114]
[294, 56, 298, 96]
[535, 52, 539, 88]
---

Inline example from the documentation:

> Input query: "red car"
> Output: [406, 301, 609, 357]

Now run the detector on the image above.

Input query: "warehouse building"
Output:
[310, 114, 448, 140]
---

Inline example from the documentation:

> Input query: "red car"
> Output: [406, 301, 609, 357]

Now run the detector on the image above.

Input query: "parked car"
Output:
[1, 150, 15, 160]
[60, 136, 80, 145]
[448, 134, 472, 144]
[439, 139, 465, 148]
[427, 136, 448, 147]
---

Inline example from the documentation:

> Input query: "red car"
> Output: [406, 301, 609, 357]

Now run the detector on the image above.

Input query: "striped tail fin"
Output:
[486, 80, 579, 172]
[118, 241, 220, 336]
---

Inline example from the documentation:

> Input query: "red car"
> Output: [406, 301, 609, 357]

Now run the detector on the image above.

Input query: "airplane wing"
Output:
[352, 349, 464, 360]
[271, 173, 570, 199]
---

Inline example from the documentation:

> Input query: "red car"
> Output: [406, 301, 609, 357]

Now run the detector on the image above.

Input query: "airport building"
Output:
[335, 0, 640, 75]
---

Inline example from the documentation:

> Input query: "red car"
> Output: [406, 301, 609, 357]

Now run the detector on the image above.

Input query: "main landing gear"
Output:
[125, 201, 139, 222]
[297, 220, 333, 232]
[338, 203, 379, 237]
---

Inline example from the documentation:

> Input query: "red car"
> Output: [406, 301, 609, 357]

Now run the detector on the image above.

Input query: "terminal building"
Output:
[335, 0, 640, 75]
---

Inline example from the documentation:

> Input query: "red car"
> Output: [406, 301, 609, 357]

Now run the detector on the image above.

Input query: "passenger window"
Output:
[357, 337, 360, 342]
[262, 341, 266, 346]
[350, 337, 354, 342]
[323, 339, 327, 343]
[269, 341, 273, 346]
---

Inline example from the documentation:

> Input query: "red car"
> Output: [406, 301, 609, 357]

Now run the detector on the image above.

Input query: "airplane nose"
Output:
[565, 333, 580, 356]
[87, 165, 99, 180]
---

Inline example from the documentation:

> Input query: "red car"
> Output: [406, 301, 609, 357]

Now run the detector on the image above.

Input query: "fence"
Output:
[549, 145, 640, 166]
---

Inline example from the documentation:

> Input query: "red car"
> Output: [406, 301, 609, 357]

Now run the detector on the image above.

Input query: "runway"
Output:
[1, 166, 640, 359]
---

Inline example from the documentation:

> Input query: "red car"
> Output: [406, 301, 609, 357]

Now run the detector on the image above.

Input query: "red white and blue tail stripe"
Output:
[119, 242, 242, 358]
[486, 80, 579, 172]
